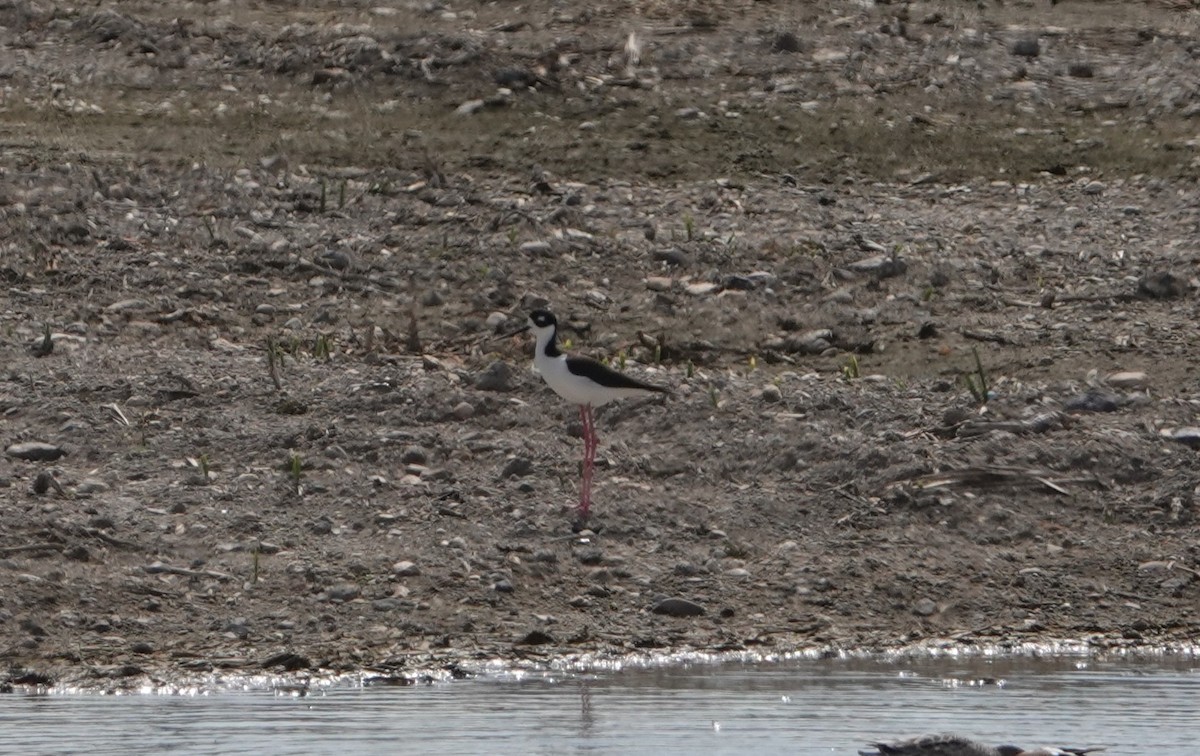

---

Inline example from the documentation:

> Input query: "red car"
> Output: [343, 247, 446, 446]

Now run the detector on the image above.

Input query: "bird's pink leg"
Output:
[578, 404, 597, 520]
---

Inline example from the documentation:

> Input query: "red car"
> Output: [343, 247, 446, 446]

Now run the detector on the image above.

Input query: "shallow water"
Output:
[1, 653, 1195, 755]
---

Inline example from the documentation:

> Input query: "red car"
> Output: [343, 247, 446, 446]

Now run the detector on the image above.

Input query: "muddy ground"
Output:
[2, 0, 1199, 691]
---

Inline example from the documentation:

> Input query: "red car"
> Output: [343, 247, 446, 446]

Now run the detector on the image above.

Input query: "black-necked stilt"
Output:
[513, 309, 669, 520]
[859, 734, 1105, 756]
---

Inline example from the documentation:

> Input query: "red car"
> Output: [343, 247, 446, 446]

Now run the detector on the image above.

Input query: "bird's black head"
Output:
[528, 309, 557, 329]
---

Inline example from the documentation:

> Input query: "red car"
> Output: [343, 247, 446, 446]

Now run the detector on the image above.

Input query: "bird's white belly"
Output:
[534, 354, 637, 407]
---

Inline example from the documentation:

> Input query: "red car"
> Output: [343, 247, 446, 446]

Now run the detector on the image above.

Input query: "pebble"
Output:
[1064, 391, 1120, 413]
[644, 276, 672, 292]
[6, 442, 67, 462]
[401, 445, 429, 464]
[475, 360, 516, 392]
[847, 255, 907, 278]
[1137, 271, 1188, 299]
[760, 384, 782, 403]
[519, 629, 555, 645]
[452, 401, 475, 420]
[104, 298, 148, 313]
[392, 561, 421, 577]
[75, 478, 109, 496]
[725, 568, 751, 579]
[651, 597, 706, 617]
[1107, 371, 1147, 389]
[455, 99, 486, 115]
[500, 457, 533, 478]
[1011, 38, 1040, 58]
[1161, 427, 1200, 449]
[324, 583, 361, 602]
[652, 249, 691, 267]
[519, 240, 553, 256]
[485, 312, 508, 331]
[686, 281, 718, 296]
[913, 598, 938, 616]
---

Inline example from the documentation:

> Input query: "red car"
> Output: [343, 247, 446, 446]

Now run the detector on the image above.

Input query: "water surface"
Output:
[1, 653, 1194, 755]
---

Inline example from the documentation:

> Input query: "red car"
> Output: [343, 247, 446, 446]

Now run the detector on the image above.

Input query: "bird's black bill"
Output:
[495, 323, 530, 341]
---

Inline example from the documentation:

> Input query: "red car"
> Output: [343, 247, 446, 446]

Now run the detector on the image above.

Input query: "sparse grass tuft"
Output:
[841, 355, 860, 380]
[963, 346, 991, 404]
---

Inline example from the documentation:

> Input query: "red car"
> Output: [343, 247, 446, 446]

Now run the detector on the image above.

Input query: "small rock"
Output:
[500, 457, 533, 478]
[75, 478, 109, 495]
[1137, 271, 1188, 299]
[1161, 427, 1200, 449]
[652, 249, 691, 267]
[761, 384, 782, 403]
[772, 31, 803, 53]
[913, 598, 938, 616]
[485, 312, 508, 331]
[32, 471, 60, 495]
[6, 442, 67, 462]
[475, 361, 515, 392]
[726, 567, 751, 579]
[722, 274, 758, 291]
[1067, 62, 1094, 78]
[686, 281, 719, 296]
[455, 98, 486, 115]
[519, 240, 553, 256]
[493, 579, 514, 593]
[392, 561, 421, 577]
[1011, 38, 1040, 58]
[421, 289, 445, 307]
[847, 255, 907, 278]
[1082, 180, 1105, 196]
[401, 446, 429, 465]
[452, 401, 475, 420]
[1107, 371, 1147, 389]
[518, 629, 555, 645]
[651, 597, 706, 617]
[644, 276, 672, 292]
[104, 298, 148, 314]
[1064, 391, 1120, 413]
[324, 583, 361, 602]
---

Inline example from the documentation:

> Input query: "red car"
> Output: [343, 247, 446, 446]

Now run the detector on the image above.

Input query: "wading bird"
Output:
[513, 309, 669, 521]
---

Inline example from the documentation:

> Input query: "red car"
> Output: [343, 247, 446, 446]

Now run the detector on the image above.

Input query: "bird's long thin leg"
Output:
[579, 404, 597, 520]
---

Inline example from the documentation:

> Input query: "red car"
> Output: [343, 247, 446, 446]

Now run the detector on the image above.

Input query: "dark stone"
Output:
[771, 32, 803, 53]
[651, 597, 706, 617]
[475, 360, 515, 392]
[1011, 38, 1040, 58]
[500, 457, 533, 478]
[517, 629, 555, 645]
[1137, 270, 1188, 299]
[1064, 391, 1120, 413]
[6, 442, 67, 462]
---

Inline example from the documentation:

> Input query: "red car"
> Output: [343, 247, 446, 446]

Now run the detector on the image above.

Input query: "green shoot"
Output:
[684, 213, 695, 242]
[199, 453, 211, 484]
[686, 360, 695, 379]
[266, 337, 283, 390]
[708, 386, 720, 409]
[313, 333, 333, 362]
[288, 451, 303, 495]
[963, 346, 990, 404]
[842, 355, 860, 380]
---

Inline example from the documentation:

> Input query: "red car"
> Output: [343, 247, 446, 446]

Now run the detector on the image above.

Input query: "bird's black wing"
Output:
[565, 356, 668, 393]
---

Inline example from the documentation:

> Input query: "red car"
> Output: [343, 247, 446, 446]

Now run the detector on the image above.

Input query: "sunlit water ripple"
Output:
[1, 653, 1195, 755]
